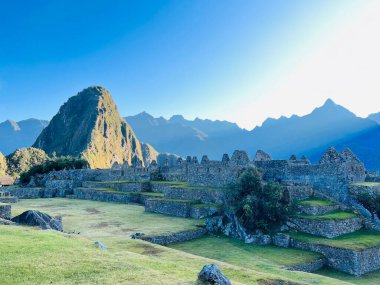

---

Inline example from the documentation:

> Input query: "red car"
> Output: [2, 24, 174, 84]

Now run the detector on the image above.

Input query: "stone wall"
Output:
[283, 184, 313, 202]
[190, 205, 221, 219]
[162, 187, 225, 204]
[291, 239, 380, 276]
[8, 186, 71, 199]
[0, 203, 11, 219]
[139, 227, 207, 245]
[349, 184, 380, 199]
[287, 258, 326, 273]
[145, 199, 195, 217]
[70, 188, 136, 204]
[297, 204, 339, 216]
[289, 217, 363, 238]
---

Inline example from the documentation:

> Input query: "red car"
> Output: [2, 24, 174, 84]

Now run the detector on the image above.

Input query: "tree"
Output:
[226, 167, 292, 233]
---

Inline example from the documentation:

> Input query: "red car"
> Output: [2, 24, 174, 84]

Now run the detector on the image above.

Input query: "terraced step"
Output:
[72, 187, 163, 205]
[297, 199, 339, 216]
[162, 185, 226, 204]
[0, 202, 11, 219]
[82, 180, 151, 192]
[289, 211, 363, 238]
[289, 230, 380, 276]
[145, 198, 200, 218]
[190, 203, 222, 219]
[0, 196, 18, 203]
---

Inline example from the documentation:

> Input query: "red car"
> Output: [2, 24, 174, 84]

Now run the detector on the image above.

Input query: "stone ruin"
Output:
[24, 146, 367, 204]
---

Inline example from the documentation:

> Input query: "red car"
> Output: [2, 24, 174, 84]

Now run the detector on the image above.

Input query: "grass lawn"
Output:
[1, 198, 355, 285]
[0, 225, 352, 285]
[290, 230, 380, 250]
[296, 211, 357, 220]
[316, 268, 380, 285]
[11, 198, 202, 241]
[169, 235, 323, 268]
[297, 199, 336, 207]
[351, 182, 380, 187]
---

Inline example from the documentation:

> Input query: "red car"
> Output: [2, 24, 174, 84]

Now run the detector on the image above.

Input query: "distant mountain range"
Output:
[125, 99, 380, 170]
[1, 98, 379, 170]
[0, 119, 48, 155]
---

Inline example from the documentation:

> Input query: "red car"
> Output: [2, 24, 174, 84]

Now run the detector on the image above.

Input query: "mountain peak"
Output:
[169, 115, 186, 123]
[34, 86, 146, 168]
[323, 98, 336, 107]
[4, 120, 21, 131]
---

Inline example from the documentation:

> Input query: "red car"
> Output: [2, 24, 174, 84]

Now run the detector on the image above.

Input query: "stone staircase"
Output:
[70, 180, 165, 205]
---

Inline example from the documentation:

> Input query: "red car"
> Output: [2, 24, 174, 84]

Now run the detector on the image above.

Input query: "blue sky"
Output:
[0, 0, 378, 129]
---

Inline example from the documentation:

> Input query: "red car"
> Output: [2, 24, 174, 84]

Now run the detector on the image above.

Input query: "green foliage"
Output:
[0, 152, 7, 177]
[297, 210, 358, 220]
[226, 167, 292, 233]
[19, 156, 88, 184]
[290, 230, 380, 250]
[150, 170, 165, 181]
[297, 199, 336, 207]
[6, 147, 49, 178]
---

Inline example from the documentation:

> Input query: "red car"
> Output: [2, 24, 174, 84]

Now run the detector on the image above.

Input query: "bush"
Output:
[0, 152, 7, 177]
[226, 167, 292, 233]
[19, 156, 89, 184]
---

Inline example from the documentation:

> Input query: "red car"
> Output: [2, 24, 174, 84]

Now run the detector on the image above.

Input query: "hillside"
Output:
[0, 119, 48, 155]
[33, 86, 149, 169]
[368, 112, 380, 124]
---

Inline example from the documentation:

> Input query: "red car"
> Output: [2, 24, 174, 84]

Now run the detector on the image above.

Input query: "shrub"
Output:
[0, 152, 7, 177]
[19, 156, 88, 184]
[226, 167, 292, 233]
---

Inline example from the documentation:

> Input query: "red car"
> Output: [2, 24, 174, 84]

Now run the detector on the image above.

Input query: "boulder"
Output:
[95, 241, 107, 251]
[198, 264, 232, 285]
[273, 233, 290, 248]
[11, 210, 63, 231]
[130, 232, 145, 239]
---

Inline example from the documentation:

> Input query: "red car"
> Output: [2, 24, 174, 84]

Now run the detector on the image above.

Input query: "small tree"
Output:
[226, 167, 292, 233]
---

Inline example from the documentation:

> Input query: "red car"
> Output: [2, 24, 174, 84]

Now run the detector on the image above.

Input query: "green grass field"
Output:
[3, 198, 380, 284]
[0, 225, 353, 285]
[290, 231, 380, 250]
[297, 199, 336, 207]
[296, 210, 357, 220]
[169, 235, 323, 268]
[11, 198, 202, 240]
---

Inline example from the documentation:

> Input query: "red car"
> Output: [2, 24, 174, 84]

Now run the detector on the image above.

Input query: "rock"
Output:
[11, 210, 63, 231]
[0, 217, 16, 225]
[273, 233, 290, 248]
[130, 232, 145, 239]
[257, 234, 272, 245]
[279, 225, 289, 232]
[198, 264, 232, 285]
[95, 241, 107, 251]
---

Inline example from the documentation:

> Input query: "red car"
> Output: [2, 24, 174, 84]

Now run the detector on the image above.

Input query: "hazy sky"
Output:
[0, 0, 379, 129]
